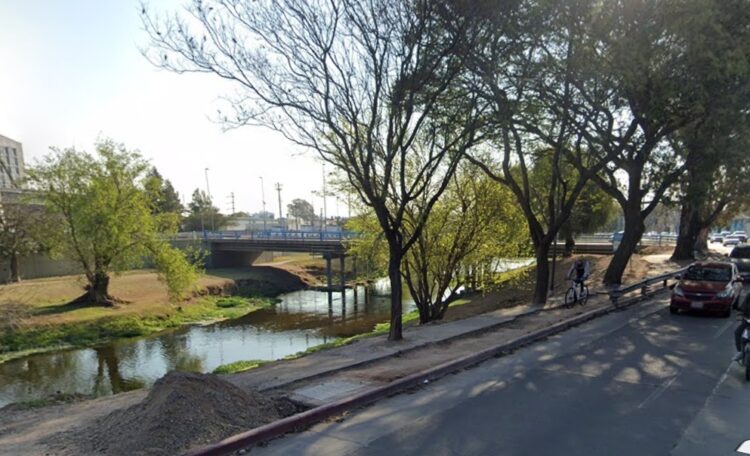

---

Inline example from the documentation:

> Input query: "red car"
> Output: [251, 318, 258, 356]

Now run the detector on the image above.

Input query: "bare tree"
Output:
[141, 0, 486, 340]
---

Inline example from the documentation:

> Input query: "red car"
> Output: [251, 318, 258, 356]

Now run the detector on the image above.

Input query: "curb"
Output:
[185, 292, 662, 456]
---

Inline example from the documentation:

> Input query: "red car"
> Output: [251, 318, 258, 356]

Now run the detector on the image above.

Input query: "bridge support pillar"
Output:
[326, 256, 333, 292]
[340, 256, 345, 292]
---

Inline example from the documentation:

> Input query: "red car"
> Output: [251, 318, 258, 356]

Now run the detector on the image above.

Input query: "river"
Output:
[0, 286, 411, 408]
[0, 259, 533, 408]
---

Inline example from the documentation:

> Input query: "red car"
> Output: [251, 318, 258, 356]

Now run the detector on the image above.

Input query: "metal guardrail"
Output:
[608, 266, 689, 306]
[174, 230, 359, 242]
[576, 233, 678, 247]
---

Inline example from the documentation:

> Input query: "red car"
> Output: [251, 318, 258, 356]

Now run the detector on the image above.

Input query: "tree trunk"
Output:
[387, 247, 403, 341]
[604, 211, 644, 285]
[696, 227, 710, 254]
[672, 202, 701, 261]
[533, 242, 551, 305]
[71, 271, 116, 307]
[9, 252, 20, 283]
[564, 233, 575, 257]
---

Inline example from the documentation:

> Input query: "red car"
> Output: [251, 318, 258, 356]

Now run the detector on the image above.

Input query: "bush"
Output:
[215, 297, 250, 308]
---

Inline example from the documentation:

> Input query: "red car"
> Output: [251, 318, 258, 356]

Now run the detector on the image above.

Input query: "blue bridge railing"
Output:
[175, 230, 359, 242]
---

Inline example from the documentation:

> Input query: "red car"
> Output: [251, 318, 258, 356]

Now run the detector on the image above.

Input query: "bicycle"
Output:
[564, 279, 589, 307]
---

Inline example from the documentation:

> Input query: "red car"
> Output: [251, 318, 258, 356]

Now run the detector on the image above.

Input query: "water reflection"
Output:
[0, 286, 412, 407]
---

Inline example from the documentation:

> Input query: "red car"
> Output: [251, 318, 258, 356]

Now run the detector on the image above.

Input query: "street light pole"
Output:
[259, 176, 267, 231]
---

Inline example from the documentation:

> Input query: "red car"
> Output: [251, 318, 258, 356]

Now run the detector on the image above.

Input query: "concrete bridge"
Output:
[173, 230, 358, 291]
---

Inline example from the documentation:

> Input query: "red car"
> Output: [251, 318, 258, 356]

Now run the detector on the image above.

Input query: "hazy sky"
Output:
[0, 0, 341, 218]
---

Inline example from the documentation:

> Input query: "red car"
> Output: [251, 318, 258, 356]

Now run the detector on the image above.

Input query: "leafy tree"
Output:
[566, 0, 731, 283]
[402, 167, 529, 322]
[182, 189, 227, 232]
[27, 140, 199, 306]
[347, 166, 529, 323]
[286, 199, 315, 225]
[0, 198, 49, 282]
[142, 0, 487, 340]
[527, 154, 617, 255]
[144, 167, 183, 216]
[464, 0, 615, 304]
[669, 0, 750, 259]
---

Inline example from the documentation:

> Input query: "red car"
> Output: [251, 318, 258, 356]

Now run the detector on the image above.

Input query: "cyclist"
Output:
[566, 258, 591, 296]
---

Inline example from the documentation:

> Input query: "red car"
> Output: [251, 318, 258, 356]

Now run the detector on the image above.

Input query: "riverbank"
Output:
[0, 252, 678, 455]
[0, 267, 311, 364]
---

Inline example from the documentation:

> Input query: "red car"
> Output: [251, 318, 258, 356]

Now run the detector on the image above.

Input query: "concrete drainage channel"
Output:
[186, 285, 672, 456]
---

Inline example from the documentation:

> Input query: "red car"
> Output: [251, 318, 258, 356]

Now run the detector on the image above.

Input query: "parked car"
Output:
[723, 235, 743, 246]
[729, 245, 750, 280]
[731, 231, 748, 243]
[670, 262, 743, 317]
[710, 232, 725, 243]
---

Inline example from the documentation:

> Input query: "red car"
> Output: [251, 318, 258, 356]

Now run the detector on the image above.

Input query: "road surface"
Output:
[253, 294, 750, 456]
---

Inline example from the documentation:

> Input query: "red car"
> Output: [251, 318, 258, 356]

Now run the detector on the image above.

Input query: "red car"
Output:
[670, 262, 743, 317]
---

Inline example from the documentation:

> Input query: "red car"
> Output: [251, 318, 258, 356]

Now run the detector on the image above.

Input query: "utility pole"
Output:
[204, 167, 214, 231]
[259, 176, 267, 231]
[275, 183, 283, 228]
[228, 192, 235, 215]
[310, 190, 316, 230]
[321, 164, 328, 232]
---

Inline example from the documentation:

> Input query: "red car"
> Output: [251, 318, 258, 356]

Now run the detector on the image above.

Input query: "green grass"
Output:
[0, 296, 272, 364]
[212, 359, 270, 374]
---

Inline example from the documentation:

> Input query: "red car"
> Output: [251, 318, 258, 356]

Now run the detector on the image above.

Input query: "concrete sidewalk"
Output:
[228, 300, 549, 392]
[228, 266, 654, 393]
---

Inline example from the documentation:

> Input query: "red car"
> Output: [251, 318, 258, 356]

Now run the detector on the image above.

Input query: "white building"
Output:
[0, 135, 24, 188]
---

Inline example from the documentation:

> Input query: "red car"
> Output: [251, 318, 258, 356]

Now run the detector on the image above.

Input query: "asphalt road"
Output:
[252, 294, 750, 456]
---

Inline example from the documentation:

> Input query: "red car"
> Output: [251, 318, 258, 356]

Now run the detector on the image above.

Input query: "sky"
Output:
[0, 0, 343, 218]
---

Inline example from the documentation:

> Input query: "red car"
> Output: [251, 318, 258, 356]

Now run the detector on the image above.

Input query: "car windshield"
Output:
[683, 266, 731, 282]
[731, 248, 750, 259]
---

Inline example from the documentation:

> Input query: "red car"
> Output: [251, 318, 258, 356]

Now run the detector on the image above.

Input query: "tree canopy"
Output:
[27, 140, 199, 306]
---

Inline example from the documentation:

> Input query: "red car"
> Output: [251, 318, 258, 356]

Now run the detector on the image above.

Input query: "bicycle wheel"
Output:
[579, 285, 589, 306]
[564, 287, 576, 307]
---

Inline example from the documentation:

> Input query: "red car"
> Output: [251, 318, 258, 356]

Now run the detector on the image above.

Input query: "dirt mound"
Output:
[51, 371, 291, 455]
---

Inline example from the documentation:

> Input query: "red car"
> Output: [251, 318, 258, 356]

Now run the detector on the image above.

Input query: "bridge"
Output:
[173, 230, 359, 290]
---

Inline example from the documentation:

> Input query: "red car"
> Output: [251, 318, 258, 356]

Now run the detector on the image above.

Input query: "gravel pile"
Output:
[50, 371, 294, 455]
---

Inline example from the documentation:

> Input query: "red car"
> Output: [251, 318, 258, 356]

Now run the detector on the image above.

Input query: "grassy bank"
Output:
[0, 270, 283, 364]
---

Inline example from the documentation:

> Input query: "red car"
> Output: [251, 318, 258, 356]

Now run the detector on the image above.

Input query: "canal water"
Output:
[0, 286, 413, 408]
[0, 259, 533, 407]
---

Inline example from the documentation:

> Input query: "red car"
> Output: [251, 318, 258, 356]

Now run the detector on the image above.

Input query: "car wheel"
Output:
[722, 308, 732, 318]
[670, 306, 678, 315]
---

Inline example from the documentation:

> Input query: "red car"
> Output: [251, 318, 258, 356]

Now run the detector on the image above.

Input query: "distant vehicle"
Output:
[729, 245, 750, 279]
[722, 230, 732, 237]
[670, 262, 742, 317]
[710, 232, 725, 243]
[731, 231, 748, 243]
[724, 235, 743, 246]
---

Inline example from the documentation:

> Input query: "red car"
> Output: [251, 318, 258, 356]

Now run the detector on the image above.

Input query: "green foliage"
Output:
[152, 244, 200, 300]
[26, 139, 198, 303]
[144, 167, 183, 216]
[215, 296, 250, 308]
[182, 189, 229, 232]
[286, 198, 316, 224]
[347, 165, 530, 323]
